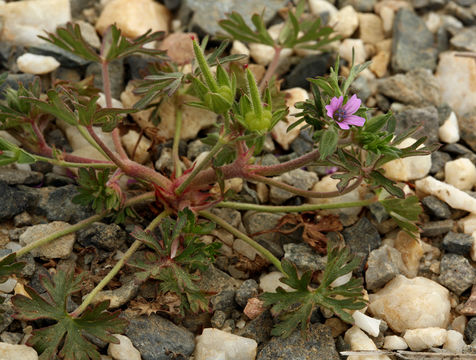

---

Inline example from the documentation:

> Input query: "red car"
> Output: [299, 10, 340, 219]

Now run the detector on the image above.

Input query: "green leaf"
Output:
[319, 127, 338, 160]
[369, 170, 405, 198]
[381, 195, 422, 237]
[0, 253, 25, 283]
[218, 11, 275, 46]
[12, 271, 127, 360]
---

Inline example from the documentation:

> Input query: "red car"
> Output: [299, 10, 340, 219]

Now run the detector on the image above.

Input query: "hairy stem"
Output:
[217, 197, 377, 213]
[71, 209, 170, 317]
[33, 155, 117, 169]
[172, 106, 183, 177]
[199, 210, 283, 272]
[77, 125, 111, 160]
[247, 174, 363, 199]
[14, 192, 155, 259]
[252, 148, 321, 176]
[259, 46, 282, 92]
[87, 125, 124, 166]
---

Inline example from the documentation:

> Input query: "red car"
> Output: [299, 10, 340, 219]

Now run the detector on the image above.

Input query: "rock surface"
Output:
[19, 222, 75, 259]
[0, 343, 38, 360]
[194, 328, 257, 360]
[17, 53, 60, 75]
[403, 328, 447, 351]
[108, 334, 141, 360]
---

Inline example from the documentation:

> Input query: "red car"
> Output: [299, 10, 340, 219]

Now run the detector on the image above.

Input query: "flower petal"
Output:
[337, 121, 350, 130]
[326, 96, 343, 118]
[343, 94, 361, 115]
[344, 115, 366, 127]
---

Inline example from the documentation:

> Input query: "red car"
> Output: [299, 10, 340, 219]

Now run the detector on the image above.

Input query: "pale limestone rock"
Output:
[403, 328, 447, 351]
[344, 326, 391, 360]
[0, 278, 17, 293]
[158, 32, 197, 65]
[17, 53, 60, 75]
[19, 222, 75, 259]
[394, 231, 423, 278]
[108, 334, 141, 360]
[339, 39, 367, 65]
[436, 52, 476, 118]
[379, 6, 395, 36]
[0, 0, 71, 46]
[231, 40, 250, 64]
[368, 275, 451, 333]
[451, 315, 466, 335]
[329, 6, 359, 39]
[425, 12, 442, 33]
[415, 176, 476, 214]
[308, 0, 338, 18]
[71, 146, 110, 164]
[194, 328, 257, 360]
[445, 158, 476, 191]
[443, 329, 466, 353]
[57, 122, 115, 152]
[249, 23, 292, 67]
[233, 239, 259, 261]
[96, 0, 170, 37]
[358, 13, 385, 44]
[370, 51, 390, 78]
[459, 214, 476, 234]
[383, 335, 408, 350]
[97, 93, 123, 109]
[271, 87, 309, 150]
[438, 112, 460, 144]
[308, 175, 368, 216]
[0, 343, 38, 360]
[259, 271, 292, 293]
[352, 311, 381, 337]
[75, 20, 101, 49]
[381, 138, 431, 181]
[121, 130, 151, 164]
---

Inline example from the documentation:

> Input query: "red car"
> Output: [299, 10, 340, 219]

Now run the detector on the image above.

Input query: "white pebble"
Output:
[17, 53, 60, 75]
[231, 40, 249, 64]
[259, 271, 292, 293]
[443, 329, 466, 353]
[329, 5, 359, 39]
[383, 335, 408, 350]
[0, 343, 38, 360]
[339, 39, 367, 65]
[308, 0, 338, 18]
[415, 176, 476, 214]
[352, 311, 381, 337]
[0, 278, 17, 293]
[438, 112, 460, 144]
[445, 158, 476, 191]
[403, 327, 447, 351]
[344, 326, 391, 360]
[194, 328, 257, 360]
[107, 334, 141, 360]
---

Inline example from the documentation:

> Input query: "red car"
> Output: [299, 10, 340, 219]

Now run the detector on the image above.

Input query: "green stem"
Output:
[77, 125, 111, 161]
[172, 106, 183, 177]
[175, 137, 228, 195]
[15, 191, 155, 259]
[199, 210, 283, 272]
[71, 209, 170, 317]
[33, 155, 117, 169]
[216, 198, 377, 213]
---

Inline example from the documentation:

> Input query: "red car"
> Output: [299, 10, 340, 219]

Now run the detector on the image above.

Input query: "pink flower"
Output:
[325, 94, 365, 130]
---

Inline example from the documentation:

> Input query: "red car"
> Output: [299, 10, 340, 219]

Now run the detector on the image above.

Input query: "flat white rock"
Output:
[415, 176, 476, 214]
[108, 334, 141, 360]
[381, 138, 431, 181]
[259, 271, 292, 293]
[368, 275, 451, 333]
[339, 39, 367, 65]
[443, 329, 466, 353]
[438, 112, 460, 144]
[383, 335, 408, 350]
[329, 5, 359, 38]
[352, 310, 381, 337]
[194, 328, 257, 360]
[344, 326, 391, 360]
[0, 343, 38, 360]
[445, 158, 476, 191]
[17, 53, 60, 75]
[403, 327, 447, 351]
[0, 0, 71, 46]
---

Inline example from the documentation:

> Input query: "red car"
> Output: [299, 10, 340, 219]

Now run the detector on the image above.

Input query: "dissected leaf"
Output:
[12, 271, 127, 360]
[381, 195, 422, 237]
[0, 253, 25, 283]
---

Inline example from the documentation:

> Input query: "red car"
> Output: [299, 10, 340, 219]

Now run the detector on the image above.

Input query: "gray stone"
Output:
[283, 243, 327, 272]
[284, 53, 333, 90]
[459, 110, 476, 152]
[182, 0, 288, 35]
[210, 207, 242, 228]
[243, 211, 284, 257]
[198, 265, 241, 293]
[29, 43, 90, 67]
[187, 139, 211, 160]
[13, 211, 33, 227]
[0, 332, 22, 345]
[257, 323, 339, 360]
[391, 8, 438, 72]
[438, 254, 476, 295]
[291, 130, 314, 157]
[211, 310, 227, 328]
[0, 168, 43, 185]
[92, 276, 139, 309]
[211, 289, 236, 315]
[466, 317, 476, 343]
[445, 1, 475, 25]
[378, 69, 441, 107]
[343, 217, 381, 272]
[394, 106, 440, 143]
[77, 222, 127, 251]
[0, 181, 36, 221]
[235, 279, 259, 308]
[420, 220, 455, 237]
[430, 151, 451, 174]
[442, 143, 473, 156]
[269, 169, 318, 205]
[442, 231, 474, 255]
[338, 0, 376, 12]
[237, 310, 273, 345]
[349, 75, 373, 103]
[366, 245, 405, 291]
[85, 59, 124, 99]
[0, 74, 35, 100]
[451, 27, 476, 53]
[70, 0, 96, 18]
[422, 196, 452, 219]
[125, 314, 195, 360]
[0, 296, 14, 333]
[453, 0, 475, 6]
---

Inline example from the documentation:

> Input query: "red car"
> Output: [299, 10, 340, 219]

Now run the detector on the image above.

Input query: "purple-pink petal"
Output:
[326, 96, 343, 118]
[336, 121, 350, 130]
[343, 114, 366, 127]
[343, 94, 361, 114]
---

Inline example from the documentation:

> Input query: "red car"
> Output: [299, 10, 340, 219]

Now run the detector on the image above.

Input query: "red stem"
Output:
[259, 46, 282, 92]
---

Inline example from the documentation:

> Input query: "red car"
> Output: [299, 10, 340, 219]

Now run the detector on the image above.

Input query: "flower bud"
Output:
[245, 109, 272, 132]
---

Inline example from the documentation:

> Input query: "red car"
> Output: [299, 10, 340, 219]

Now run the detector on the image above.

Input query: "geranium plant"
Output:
[0, 2, 435, 358]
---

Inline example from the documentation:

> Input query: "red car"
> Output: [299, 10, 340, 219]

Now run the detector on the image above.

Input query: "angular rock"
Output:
[465, 317, 476, 342]
[420, 220, 454, 237]
[403, 327, 447, 351]
[329, 5, 359, 38]
[439, 111, 460, 144]
[19, 222, 75, 259]
[383, 335, 408, 350]
[77, 222, 127, 252]
[358, 13, 385, 44]
[284, 53, 333, 90]
[430, 151, 451, 175]
[269, 169, 318, 205]
[394, 231, 424, 278]
[442, 231, 473, 255]
[0, 343, 38, 360]
[90, 277, 140, 309]
[108, 334, 141, 360]
[195, 328, 257, 360]
[391, 8, 438, 72]
[421, 196, 452, 219]
[450, 27, 476, 53]
[366, 245, 405, 291]
[438, 253, 476, 295]
[235, 279, 259, 308]
[257, 324, 339, 360]
[344, 326, 391, 360]
[242, 211, 284, 257]
[0, 181, 36, 220]
[368, 275, 451, 333]
[339, 39, 367, 65]
[444, 329, 466, 353]
[125, 314, 195, 360]
[283, 243, 326, 272]
[459, 110, 476, 152]
[0, 168, 43, 186]
[96, 0, 170, 37]
[158, 32, 196, 65]
[445, 158, 476, 191]
[394, 106, 440, 144]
